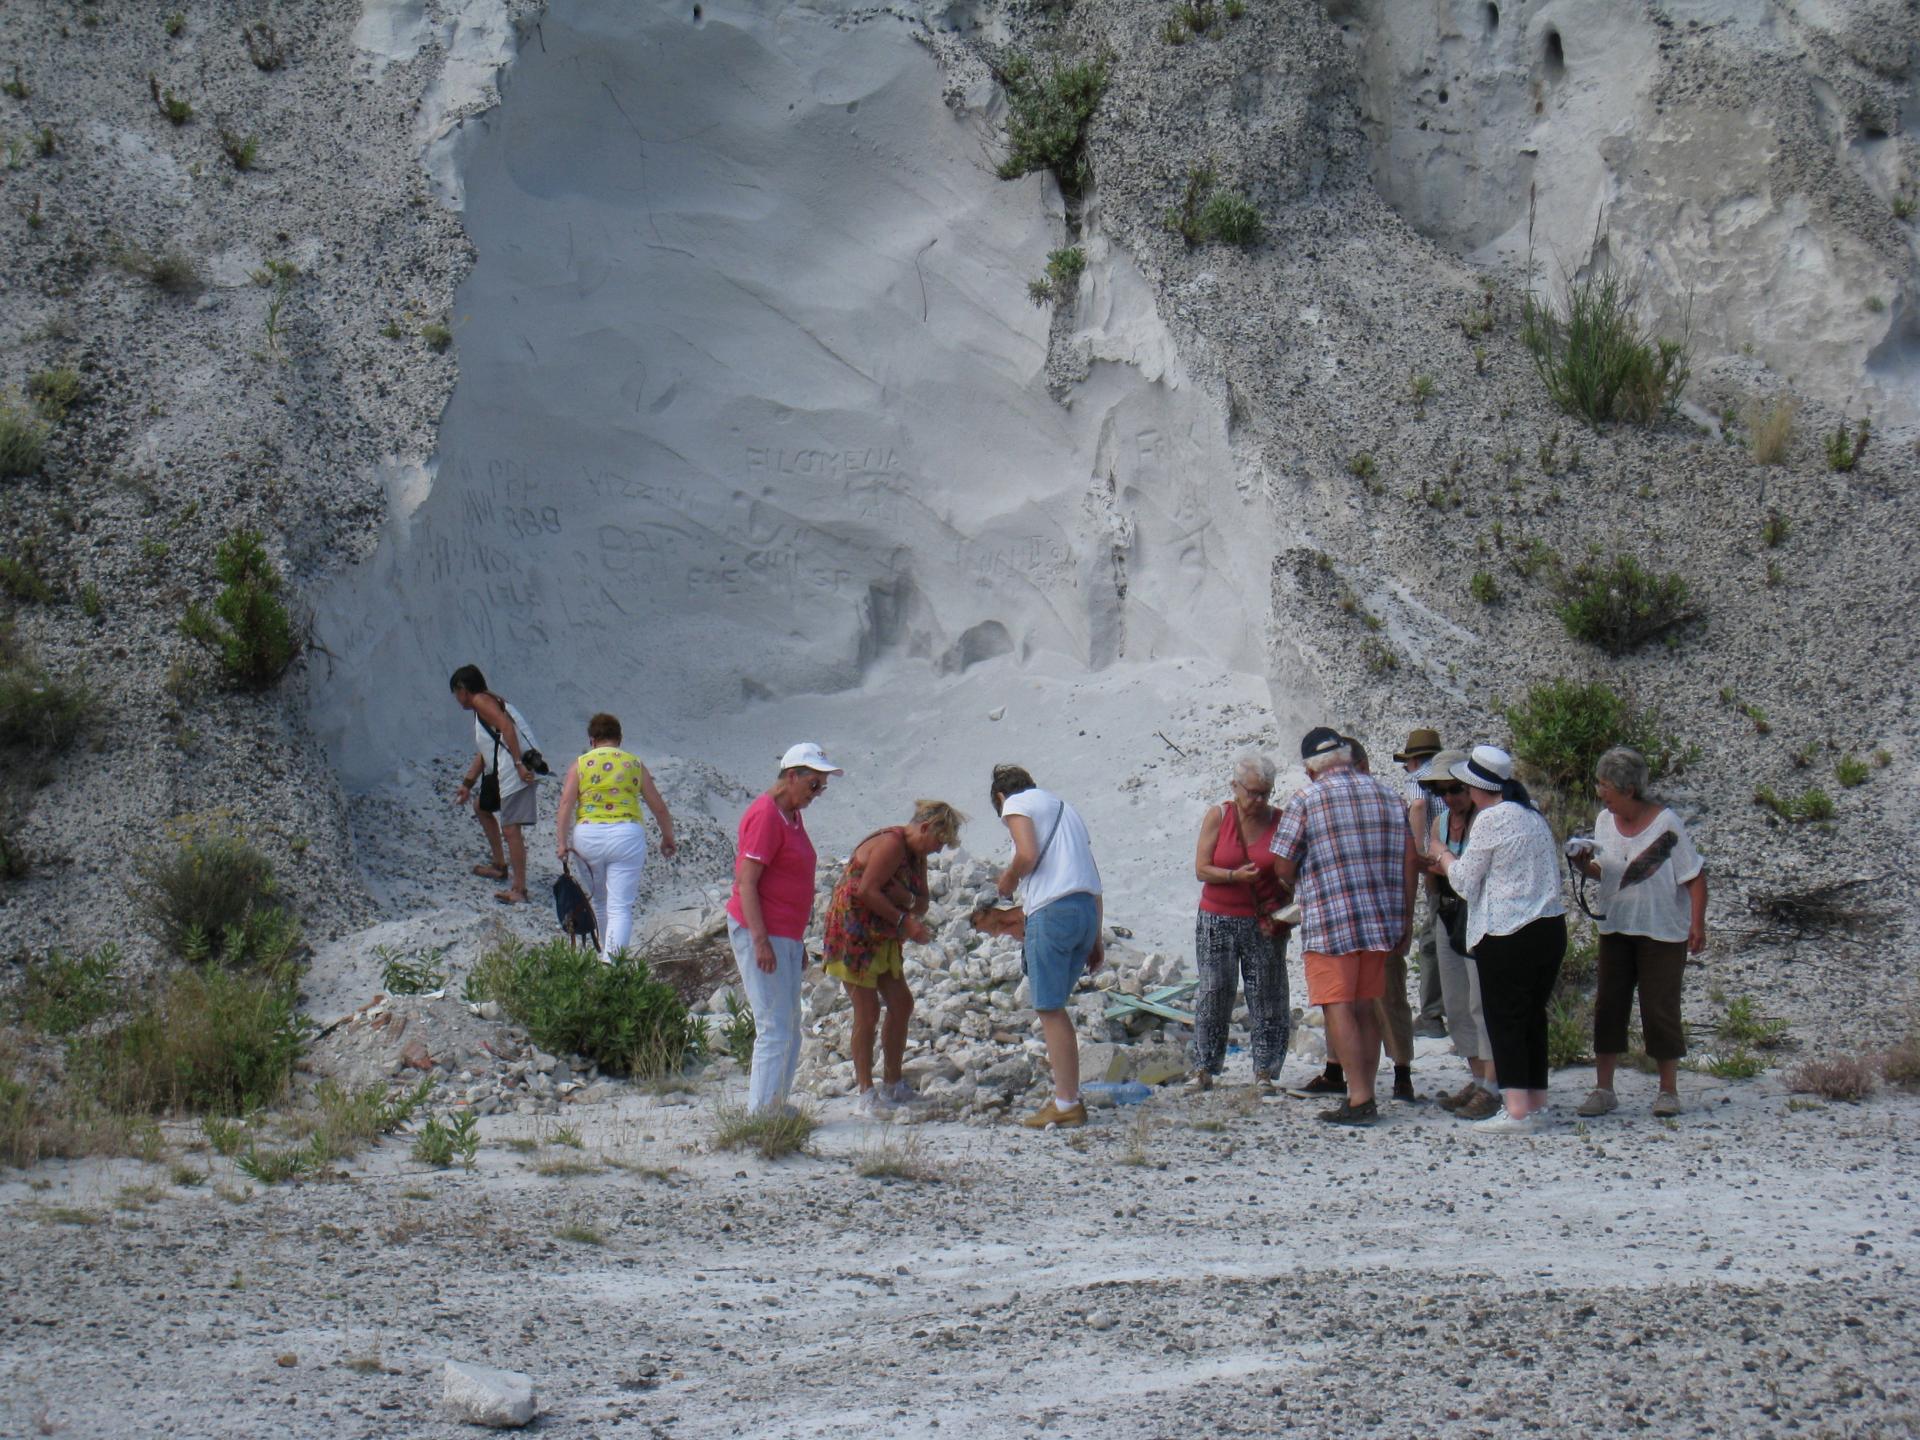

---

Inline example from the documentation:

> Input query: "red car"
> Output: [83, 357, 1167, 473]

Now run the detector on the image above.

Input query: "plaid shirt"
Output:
[1269, 765, 1412, 956]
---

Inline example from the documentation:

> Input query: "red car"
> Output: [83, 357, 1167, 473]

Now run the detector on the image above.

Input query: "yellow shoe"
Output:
[1021, 1097, 1088, 1129]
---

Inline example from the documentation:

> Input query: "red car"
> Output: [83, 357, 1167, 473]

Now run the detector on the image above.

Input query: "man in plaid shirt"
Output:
[1270, 727, 1419, 1126]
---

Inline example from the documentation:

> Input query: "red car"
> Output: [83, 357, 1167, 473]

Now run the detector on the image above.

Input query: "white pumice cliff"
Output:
[2, 1, 1918, 1434]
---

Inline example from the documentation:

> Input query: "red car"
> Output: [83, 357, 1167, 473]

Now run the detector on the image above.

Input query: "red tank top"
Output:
[1199, 802, 1281, 918]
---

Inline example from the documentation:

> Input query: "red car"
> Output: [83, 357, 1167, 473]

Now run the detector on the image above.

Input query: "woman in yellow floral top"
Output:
[824, 800, 964, 1116]
[555, 713, 676, 963]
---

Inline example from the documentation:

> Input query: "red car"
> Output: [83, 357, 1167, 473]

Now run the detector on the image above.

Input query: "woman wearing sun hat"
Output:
[1427, 744, 1567, 1134]
[727, 742, 843, 1115]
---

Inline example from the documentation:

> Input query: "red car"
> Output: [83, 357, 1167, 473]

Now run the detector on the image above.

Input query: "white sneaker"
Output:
[883, 1079, 919, 1105]
[1472, 1108, 1533, 1134]
[854, 1087, 894, 1118]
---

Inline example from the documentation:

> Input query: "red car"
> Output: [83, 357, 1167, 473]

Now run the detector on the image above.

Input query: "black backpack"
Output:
[552, 853, 599, 951]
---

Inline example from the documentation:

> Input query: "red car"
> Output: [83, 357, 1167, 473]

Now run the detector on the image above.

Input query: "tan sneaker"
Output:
[1253, 1072, 1278, 1096]
[1651, 1090, 1682, 1118]
[1576, 1086, 1618, 1118]
[1454, 1087, 1501, 1121]
[1183, 1071, 1214, 1095]
[1022, 1098, 1088, 1129]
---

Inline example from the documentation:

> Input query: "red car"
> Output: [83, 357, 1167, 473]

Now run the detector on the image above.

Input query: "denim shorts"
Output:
[1023, 891, 1099, 1011]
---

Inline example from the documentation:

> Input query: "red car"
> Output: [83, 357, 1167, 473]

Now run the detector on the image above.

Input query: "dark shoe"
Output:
[1392, 1067, 1418, 1103]
[1413, 1019, 1449, 1040]
[1438, 1080, 1480, 1112]
[1301, 1068, 1346, 1095]
[1318, 1099, 1378, 1127]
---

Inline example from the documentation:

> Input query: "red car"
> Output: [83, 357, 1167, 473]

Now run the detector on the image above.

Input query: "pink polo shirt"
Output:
[725, 793, 818, 940]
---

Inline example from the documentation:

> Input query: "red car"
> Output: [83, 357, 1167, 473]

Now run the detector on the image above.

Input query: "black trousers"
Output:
[1471, 914, 1567, 1091]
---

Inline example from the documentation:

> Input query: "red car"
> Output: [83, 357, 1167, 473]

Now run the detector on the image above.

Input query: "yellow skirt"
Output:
[825, 939, 904, 989]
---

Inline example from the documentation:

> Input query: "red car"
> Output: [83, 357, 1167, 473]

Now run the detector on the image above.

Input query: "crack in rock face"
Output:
[314, 0, 1317, 947]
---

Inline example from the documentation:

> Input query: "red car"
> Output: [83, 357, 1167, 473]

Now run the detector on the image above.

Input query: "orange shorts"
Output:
[1304, 949, 1389, 1006]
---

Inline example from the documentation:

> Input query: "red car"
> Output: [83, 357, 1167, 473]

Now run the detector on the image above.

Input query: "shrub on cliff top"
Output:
[995, 52, 1109, 195]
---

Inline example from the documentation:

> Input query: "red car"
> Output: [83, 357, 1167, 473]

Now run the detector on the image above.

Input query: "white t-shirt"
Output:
[1001, 787, 1102, 915]
[1594, 807, 1703, 943]
[474, 700, 540, 800]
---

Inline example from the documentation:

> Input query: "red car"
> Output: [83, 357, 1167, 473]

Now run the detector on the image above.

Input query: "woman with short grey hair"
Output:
[1569, 745, 1707, 1120]
[1187, 751, 1294, 1094]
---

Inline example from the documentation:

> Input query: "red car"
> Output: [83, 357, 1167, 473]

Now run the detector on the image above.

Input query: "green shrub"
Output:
[1521, 264, 1689, 424]
[26, 368, 80, 423]
[129, 821, 298, 965]
[220, 131, 259, 171]
[77, 966, 307, 1114]
[149, 77, 193, 126]
[181, 528, 298, 688]
[10, 945, 121, 1036]
[1556, 553, 1694, 654]
[1547, 992, 1593, 1069]
[377, 945, 447, 996]
[165, 12, 185, 37]
[1470, 570, 1500, 604]
[1028, 246, 1086, 307]
[1753, 785, 1834, 824]
[1198, 190, 1262, 246]
[0, 402, 46, 478]
[1825, 418, 1869, 472]
[1717, 994, 1789, 1049]
[412, 1110, 477, 1170]
[1703, 1047, 1766, 1081]
[1505, 677, 1680, 794]
[420, 321, 452, 353]
[0, 664, 93, 753]
[721, 991, 756, 1071]
[995, 52, 1109, 195]
[465, 938, 702, 1077]
[1835, 754, 1869, 788]
[0, 554, 53, 605]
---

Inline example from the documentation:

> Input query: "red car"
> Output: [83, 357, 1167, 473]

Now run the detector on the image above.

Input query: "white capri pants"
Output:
[1435, 910, 1494, 1061]
[568, 821, 647, 962]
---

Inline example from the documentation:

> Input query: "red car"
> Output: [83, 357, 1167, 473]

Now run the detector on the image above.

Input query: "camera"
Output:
[521, 748, 551, 777]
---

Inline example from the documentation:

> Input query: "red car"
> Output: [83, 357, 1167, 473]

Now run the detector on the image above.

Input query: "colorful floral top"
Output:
[575, 747, 645, 824]
[823, 828, 926, 974]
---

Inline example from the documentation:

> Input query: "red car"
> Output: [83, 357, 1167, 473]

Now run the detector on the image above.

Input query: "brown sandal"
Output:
[471, 863, 508, 880]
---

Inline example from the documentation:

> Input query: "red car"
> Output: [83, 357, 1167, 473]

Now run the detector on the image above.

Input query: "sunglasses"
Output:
[1429, 783, 1464, 796]
[805, 774, 829, 793]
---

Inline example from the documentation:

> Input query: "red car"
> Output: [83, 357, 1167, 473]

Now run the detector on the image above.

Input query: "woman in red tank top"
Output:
[1187, 752, 1295, 1093]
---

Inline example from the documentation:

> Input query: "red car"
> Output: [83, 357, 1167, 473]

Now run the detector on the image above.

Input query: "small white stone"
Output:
[443, 1360, 536, 1428]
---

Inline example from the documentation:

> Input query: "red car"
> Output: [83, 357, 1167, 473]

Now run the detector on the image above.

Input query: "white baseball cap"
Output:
[779, 741, 844, 775]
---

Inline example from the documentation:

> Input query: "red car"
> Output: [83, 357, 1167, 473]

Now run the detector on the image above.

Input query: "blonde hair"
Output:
[911, 799, 967, 847]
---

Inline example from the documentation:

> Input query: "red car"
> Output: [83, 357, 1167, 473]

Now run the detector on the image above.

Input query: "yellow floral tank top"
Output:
[576, 748, 645, 824]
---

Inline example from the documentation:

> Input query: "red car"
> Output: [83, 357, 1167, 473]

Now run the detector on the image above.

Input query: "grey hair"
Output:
[1303, 744, 1352, 776]
[1233, 751, 1277, 788]
[1594, 746, 1651, 799]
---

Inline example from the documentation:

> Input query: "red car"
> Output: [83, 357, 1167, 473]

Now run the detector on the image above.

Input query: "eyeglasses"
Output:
[1234, 780, 1272, 799]
[805, 775, 829, 794]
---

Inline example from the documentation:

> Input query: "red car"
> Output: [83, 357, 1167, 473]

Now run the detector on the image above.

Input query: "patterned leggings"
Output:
[1190, 911, 1292, 1077]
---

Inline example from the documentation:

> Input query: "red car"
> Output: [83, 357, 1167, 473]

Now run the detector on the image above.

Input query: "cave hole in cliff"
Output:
[1542, 28, 1566, 80]
[1437, 85, 1450, 104]
[1484, 3, 1499, 34]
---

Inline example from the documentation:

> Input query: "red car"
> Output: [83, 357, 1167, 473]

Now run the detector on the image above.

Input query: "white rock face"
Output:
[314, 0, 1310, 951]
[443, 1360, 537, 1428]
[1337, 0, 1919, 427]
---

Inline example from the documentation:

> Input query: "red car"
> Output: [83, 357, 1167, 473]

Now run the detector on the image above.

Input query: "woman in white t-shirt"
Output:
[1568, 746, 1707, 1120]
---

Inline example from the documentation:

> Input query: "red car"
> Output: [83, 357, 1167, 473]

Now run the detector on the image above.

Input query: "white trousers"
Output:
[728, 918, 806, 1113]
[569, 822, 647, 962]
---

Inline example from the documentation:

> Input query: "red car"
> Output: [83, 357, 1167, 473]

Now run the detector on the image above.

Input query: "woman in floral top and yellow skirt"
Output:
[824, 800, 965, 1117]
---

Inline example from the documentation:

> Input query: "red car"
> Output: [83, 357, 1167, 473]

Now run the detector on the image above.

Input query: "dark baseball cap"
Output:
[1300, 726, 1345, 759]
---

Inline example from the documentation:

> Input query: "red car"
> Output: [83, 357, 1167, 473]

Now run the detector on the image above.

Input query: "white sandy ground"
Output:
[2, 1065, 1916, 1438]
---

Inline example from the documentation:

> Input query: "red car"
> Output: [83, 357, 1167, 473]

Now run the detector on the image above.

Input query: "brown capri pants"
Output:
[1594, 933, 1688, 1060]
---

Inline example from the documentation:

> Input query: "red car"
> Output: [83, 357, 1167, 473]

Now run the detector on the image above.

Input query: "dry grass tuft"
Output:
[1785, 1053, 1879, 1103]
[712, 1103, 816, 1160]
[852, 1125, 947, 1183]
[1747, 395, 1796, 464]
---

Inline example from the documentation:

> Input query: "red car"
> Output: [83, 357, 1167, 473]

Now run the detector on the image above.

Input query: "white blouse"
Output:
[1446, 800, 1565, 952]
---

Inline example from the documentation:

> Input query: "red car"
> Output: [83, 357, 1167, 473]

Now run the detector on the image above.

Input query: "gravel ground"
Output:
[3, 1072, 1915, 1437]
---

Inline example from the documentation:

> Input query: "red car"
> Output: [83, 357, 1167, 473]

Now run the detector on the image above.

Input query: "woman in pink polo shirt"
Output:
[727, 742, 842, 1114]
